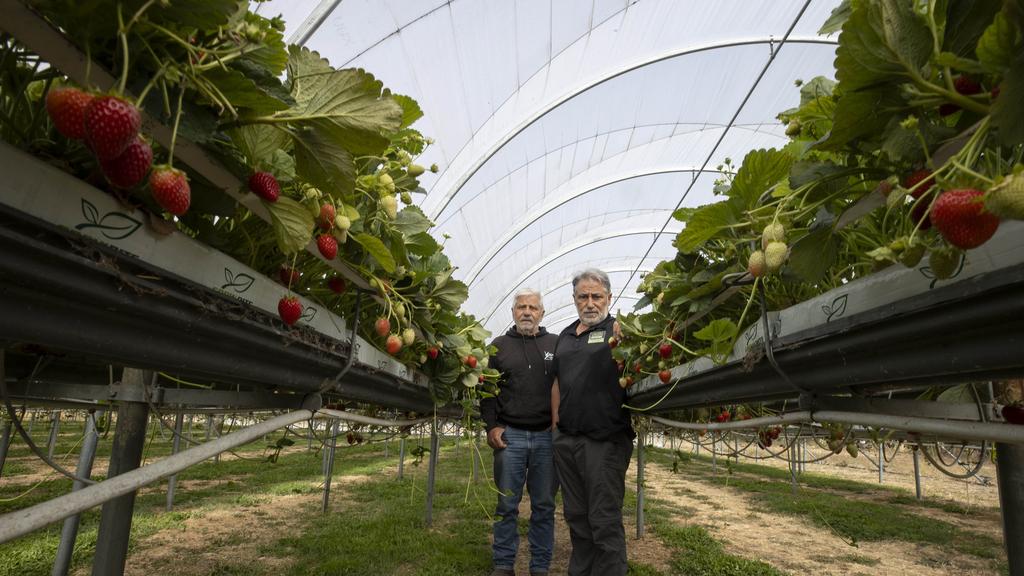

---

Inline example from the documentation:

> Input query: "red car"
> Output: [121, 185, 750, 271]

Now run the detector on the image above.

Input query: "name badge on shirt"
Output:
[587, 330, 606, 344]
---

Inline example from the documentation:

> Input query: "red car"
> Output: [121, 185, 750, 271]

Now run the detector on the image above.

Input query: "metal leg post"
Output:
[166, 412, 184, 511]
[398, 437, 406, 480]
[52, 410, 103, 576]
[322, 419, 339, 513]
[913, 445, 923, 500]
[996, 442, 1024, 575]
[47, 411, 60, 459]
[0, 418, 12, 478]
[424, 421, 439, 526]
[92, 369, 150, 576]
[878, 442, 885, 483]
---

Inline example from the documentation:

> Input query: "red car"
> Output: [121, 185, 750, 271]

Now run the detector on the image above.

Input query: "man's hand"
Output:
[487, 426, 507, 449]
[612, 320, 623, 341]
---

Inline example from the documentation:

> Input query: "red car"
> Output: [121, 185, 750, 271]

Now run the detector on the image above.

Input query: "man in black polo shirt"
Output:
[551, 268, 634, 576]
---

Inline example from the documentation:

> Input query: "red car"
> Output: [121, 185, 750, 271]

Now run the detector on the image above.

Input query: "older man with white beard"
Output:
[550, 268, 635, 576]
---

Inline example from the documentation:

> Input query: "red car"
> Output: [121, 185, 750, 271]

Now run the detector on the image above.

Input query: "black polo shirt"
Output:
[553, 314, 634, 441]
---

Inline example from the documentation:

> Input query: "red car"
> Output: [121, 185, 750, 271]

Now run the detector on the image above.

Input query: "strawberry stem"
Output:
[116, 4, 130, 95]
[167, 84, 185, 167]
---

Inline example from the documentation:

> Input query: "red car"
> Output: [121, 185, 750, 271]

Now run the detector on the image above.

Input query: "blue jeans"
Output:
[492, 426, 555, 573]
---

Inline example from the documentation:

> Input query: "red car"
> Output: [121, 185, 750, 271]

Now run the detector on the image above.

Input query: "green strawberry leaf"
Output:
[266, 197, 314, 255]
[352, 232, 396, 273]
[147, 0, 237, 30]
[787, 227, 840, 283]
[431, 278, 470, 310]
[943, 0, 1003, 58]
[729, 148, 795, 209]
[291, 120, 356, 196]
[819, 0, 852, 35]
[673, 201, 737, 254]
[833, 0, 931, 92]
[819, 88, 905, 151]
[393, 94, 424, 129]
[991, 54, 1024, 146]
[975, 10, 1021, 73]
[392, 205, 435, 236]
[237, 13, 289, 76]
[227, 124, 291, 171]
[284, 47, 403, 155]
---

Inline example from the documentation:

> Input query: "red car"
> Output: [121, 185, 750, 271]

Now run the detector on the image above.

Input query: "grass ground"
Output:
[0, 417, 1009, 575]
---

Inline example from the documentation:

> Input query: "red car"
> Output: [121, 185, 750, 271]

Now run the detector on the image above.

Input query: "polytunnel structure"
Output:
[1, 0, 1024, 574]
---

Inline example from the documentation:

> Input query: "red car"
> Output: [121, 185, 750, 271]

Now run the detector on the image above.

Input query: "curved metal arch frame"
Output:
[464, 167, 718, 286]
[426, 35, 839, 219]
[481, 228, 679, 324]
[436, 120, 786, 228]
[470, 202, 684, 289]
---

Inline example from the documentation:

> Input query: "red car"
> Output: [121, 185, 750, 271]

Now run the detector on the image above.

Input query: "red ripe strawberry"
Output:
[46, 86, 94, 140]
[385, 334, 402, 355]
[85, 95, 141, 160]
[930, 189, 1000, 249]
[607, 336, 619, 349]
[374, 317, 390, 337]
[277, 296, 302, 326]
[316, 233, 337, 260]
[658, 343, 672, 359]
[248, 171, 280, 202]
[465, 355, 478, 369]
[318, 203, 336, 230]
[904, 169, 934, 197]
[427, 346, 439, 360]
[278, 264, 300, 287]
[327, 275, 346, 294]
[148, 166, 190, 216]
[658, 369, 671, 384]
[939, 76, 983, 116]
[625, 375, 634, 387]
[101, 137, 152, 188]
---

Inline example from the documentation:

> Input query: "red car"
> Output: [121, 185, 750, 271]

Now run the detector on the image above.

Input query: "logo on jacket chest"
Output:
[587, 330, 606, 344]
[544, 351, 554, 361]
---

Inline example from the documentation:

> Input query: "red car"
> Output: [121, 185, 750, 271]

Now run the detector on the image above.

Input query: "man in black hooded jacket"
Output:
[481, 288, 558, 576]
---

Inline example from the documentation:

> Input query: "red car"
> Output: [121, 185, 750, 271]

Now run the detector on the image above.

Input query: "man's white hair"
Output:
[512, 287, 544, 310]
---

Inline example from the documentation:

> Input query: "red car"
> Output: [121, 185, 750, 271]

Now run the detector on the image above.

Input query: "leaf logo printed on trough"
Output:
[74, 198, 142, 240]
[821, 294, 848, 322]
[299, 306, 317, 322]
[919, 254, 966, 289]
[221, 268, 255, 293]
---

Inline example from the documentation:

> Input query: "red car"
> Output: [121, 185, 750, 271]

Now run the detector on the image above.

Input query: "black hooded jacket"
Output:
[480, 326, 558, 432]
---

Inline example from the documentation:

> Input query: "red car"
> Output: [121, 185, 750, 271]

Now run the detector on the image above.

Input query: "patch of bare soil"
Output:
[642, 460, 1003, 576]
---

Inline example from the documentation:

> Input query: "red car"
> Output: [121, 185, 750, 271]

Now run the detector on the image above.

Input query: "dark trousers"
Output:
[553, 431, 633, 576]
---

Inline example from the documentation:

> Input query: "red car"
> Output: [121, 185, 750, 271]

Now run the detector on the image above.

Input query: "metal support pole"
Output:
[711, 435, 717, 473]
[912, 446, 923, 500]
[52, 411, 103, 576]
[47, 411, 60, 459]
[398, 437, 406, 480]
[92, 369, 150, 576]
[28, 409, 35, 436]
[996, 442, 1024, 575]
[424, 421, 439, 526]
[322, 420, 339, 513]
[0, 418, 12, 478]
[166, 412, 184, 512]
[636, 432, 645, 539]
[790, 441, 798, 495]
[878, 442, 885, 484]
[322, 420, 330, 476]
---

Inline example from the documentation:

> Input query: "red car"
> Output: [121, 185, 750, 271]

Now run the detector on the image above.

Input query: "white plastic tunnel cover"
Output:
[256, 0, 842, 336]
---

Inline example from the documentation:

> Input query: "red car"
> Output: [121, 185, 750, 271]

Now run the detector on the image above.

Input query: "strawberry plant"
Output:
[0, 1, 492, 403]
[613, 0, 1024, 401]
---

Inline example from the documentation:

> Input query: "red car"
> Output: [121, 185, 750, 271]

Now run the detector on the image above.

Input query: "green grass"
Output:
[646, 447, 1006, 567]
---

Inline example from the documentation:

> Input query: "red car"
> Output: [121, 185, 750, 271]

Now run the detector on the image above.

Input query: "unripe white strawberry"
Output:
[332, 228, 348, 244]
[381, 195, 398, 219]
[748, 250, 766, 277]
[379, 173, 395, 193]
[402, 327, 416, 346]
[335, 214, 351, 231]
[761, 222, 786, 249]
[764, 241, 788, 272]
[985, 173, 1024, 219]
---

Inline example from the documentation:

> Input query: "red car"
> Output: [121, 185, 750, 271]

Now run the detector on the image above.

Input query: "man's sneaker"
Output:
[489, 568, 515, 576]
